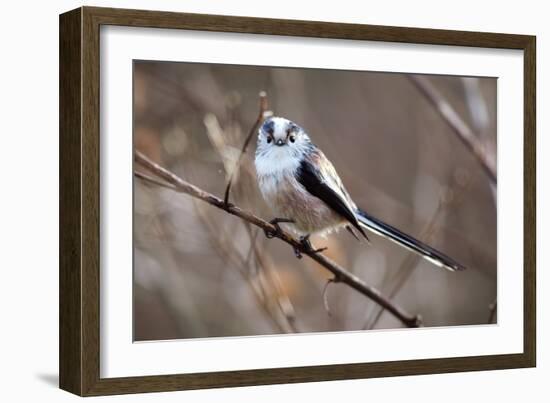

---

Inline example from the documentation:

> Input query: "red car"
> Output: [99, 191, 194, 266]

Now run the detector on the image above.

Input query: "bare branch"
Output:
[223, 91, 269, 206]
[135, 171, 177, 191]
[135, 150, 422, 328]
[408, 75, 497, 184]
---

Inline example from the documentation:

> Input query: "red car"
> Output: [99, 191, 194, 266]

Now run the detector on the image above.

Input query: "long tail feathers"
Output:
[355, 209, 466, 272]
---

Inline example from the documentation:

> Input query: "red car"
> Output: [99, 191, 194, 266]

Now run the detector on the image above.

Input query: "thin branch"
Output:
[322, 277, 339, 317]
[223, 91, 269, 206]
[135, 171, 177, 191]
[135, 150, 422, 328]
[408, 74, 497, 184]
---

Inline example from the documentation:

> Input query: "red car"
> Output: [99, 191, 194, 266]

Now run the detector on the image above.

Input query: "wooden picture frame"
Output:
[59, 6, 536, 396]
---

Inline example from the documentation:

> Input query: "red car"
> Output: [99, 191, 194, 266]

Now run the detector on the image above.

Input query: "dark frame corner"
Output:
[60, 6, 536, 396]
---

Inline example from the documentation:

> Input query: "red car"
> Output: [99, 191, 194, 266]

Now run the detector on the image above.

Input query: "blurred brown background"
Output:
[133, 60, 497, 341]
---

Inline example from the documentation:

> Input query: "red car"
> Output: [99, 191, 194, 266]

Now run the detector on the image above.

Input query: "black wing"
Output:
[296, 158, 367, 239]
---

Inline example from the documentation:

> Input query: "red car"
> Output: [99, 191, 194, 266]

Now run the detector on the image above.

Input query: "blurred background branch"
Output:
[408, 75, 497, 184]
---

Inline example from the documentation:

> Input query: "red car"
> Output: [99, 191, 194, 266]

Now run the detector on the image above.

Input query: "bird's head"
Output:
[256, 117, 312, 161]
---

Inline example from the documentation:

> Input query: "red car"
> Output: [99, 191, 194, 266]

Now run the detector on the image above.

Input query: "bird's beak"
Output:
[275, 139, 285, 146]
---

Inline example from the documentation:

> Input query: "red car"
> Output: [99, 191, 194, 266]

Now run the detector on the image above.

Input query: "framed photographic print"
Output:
[59, 6, 536, 396]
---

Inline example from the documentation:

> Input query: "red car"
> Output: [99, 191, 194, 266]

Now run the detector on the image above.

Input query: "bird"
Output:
[254, 116, 465, 272]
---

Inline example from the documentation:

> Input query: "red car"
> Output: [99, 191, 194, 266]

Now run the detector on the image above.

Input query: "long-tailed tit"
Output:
[255, 116, 465, 272]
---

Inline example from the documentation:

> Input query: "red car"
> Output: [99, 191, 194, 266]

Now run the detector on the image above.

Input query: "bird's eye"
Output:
[289, 135, 296, 143]
[266, 136, 273, 144]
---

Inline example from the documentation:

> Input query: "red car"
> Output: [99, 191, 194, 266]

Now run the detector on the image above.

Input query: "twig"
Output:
[322, 277, 339, 317]
[135, 150, 422, 328]
[135, 171, 177, 190]
[223, 91, 269, 206]
[408, 75, 497, 184]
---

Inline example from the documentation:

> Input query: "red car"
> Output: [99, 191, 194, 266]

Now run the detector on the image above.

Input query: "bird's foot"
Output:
[264, 218, 295, 239]
[294, 234, 328, 259]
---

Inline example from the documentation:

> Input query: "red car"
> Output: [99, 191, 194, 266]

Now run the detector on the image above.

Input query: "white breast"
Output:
[255, 147, 301, 210]
[255, 147, 300, 178]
